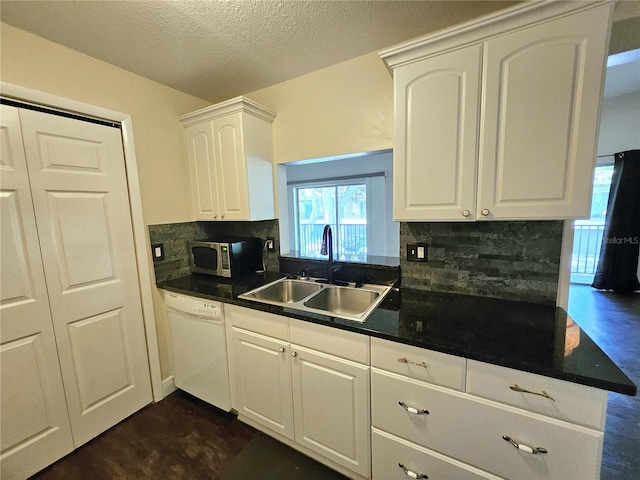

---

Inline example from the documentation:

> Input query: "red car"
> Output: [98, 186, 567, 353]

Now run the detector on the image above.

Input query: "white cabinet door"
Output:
[211, 113, 249, 221]
[182, 98, 275, 222]
[19, 109, 152, 447]
[385, 2, 611, 222]
[477, 5, 610, 220]
[291, 345, 370, 478]
[0, 105, 74, 480]
[185, 121, 220, 220]
[232, 327, 294, 440]
[393, 44, 482, 221]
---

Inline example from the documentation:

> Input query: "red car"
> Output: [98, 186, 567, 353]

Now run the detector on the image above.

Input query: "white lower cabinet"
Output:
[291, 345, 370, 477]
[372, 368, 604, 480]
[466, 360, 608, 430]
[372, 427, 501, 480]
[231, 327, 294, 439]
[228, 311, 608, 480]
[227, 305, 370, 479]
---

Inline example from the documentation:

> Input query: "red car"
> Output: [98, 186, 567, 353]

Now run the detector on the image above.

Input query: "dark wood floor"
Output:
[31, 285, 638, 480]
[31, 391, 346, 480]
[31, 392, 255, 480]
[567, 284, 640, 480]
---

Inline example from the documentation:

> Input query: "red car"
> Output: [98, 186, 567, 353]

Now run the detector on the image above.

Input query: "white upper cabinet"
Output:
[180, 97, 276, 221]
[381, 1, 613, 221]
[392, 44, 482, 221]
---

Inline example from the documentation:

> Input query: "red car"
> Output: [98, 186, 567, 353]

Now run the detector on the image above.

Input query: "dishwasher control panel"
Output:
[191, 301, 220, 318]
[164, 292, 223, 320]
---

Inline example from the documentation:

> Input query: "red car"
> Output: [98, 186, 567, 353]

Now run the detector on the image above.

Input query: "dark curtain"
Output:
[592, 149, 640, 292]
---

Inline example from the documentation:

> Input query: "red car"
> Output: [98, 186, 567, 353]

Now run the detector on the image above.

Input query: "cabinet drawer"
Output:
[467, 360, 608, 430]
[227, 304, 288, 340]
[290, 320, 368, 364]
[372, 370, 603, 480]
[371, 337, 465, 390]
[372, 427, 500, 480]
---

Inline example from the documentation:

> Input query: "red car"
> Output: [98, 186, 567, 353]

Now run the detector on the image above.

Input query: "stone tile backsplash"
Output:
[148, 220, 279, 283]
[150, 219, 562, 306]
[400, 221, 563, 305]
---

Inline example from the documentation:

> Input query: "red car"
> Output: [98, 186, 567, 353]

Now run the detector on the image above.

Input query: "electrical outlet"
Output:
[266, 237, 276, 252]
[406, 243, 428, 262]
[151, 243, 165, 262]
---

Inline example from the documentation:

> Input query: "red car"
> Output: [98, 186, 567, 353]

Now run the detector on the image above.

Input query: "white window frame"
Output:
[287, 173, 386, 260]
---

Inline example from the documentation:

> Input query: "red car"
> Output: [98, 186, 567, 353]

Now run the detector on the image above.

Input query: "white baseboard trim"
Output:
[162, 376, 176, 399]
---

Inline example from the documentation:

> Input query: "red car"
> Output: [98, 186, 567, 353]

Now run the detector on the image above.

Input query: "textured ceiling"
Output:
[1, 0, 519, 103]
[2, 1, 639, 103]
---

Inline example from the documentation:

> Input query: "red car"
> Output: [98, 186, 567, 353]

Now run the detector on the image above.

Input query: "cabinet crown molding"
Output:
[379, 0, 613, 70]
[179, 95, 276, 126]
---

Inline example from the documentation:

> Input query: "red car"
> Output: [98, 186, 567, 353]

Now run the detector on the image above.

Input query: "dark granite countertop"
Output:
[158, 272, 636, 396]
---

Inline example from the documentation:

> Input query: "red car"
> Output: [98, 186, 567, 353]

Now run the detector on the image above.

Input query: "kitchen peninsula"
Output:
[159, 269, 635, 480]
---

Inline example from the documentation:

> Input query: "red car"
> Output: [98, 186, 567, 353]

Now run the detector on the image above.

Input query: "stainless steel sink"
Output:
[239, 277, 391, 322]
[242, 279, 322, 304]
[303, 286, 379, 315]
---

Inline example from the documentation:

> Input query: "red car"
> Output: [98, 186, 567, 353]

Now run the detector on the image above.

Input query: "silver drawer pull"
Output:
[399, 401, 429, 415]
[503, 435, 547, 454]
[398, 463, 428, 479]
[398, 357, 429, 369]
[509, 384, 556, 402]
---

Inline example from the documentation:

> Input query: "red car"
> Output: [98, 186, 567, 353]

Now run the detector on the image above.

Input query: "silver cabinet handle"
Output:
[220, 214, 224, 219]
[509, 384, 556, 402]
[291, 351, 298, 357]
[462, 209, 470, 217]
[503, 435, 547, 454]
[398, 463, 428, 479]
[399, 401, 429, 415]
[397, 357, 429, 369]
[481, 208, 490, 216]
[278, 346, 285, 353]
[212, 214, 217, 219]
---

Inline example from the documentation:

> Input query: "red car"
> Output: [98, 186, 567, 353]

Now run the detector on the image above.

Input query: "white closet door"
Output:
[0, 105, 74, 479]
[18, 108, 152, 447]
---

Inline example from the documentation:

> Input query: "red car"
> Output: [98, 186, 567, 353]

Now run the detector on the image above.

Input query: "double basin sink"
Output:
[238, 276, 392, 323]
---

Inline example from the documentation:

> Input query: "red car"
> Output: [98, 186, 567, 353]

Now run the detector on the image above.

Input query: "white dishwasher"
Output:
[165, 291, 231, 411]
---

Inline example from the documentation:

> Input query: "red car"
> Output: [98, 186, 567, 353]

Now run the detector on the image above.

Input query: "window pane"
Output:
[296, 186, 335, 259]
[590, 165, 614, 220]
[294, 182, 368, 262]
[571, 165, 614, 284]
[337, 184, 367, 261]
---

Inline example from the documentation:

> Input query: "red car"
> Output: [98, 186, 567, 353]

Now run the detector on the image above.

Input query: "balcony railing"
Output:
[571, 220, 605, 284]
[297, 222, 367, 261]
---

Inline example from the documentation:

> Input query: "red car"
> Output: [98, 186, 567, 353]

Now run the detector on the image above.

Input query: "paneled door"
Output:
[0, 105, 75, 480]
[477, 4, 610, 219]
[211, 113, 248, 221]
[185, 121, 219, 220]
[392, 44, 482, 221]
[232, 327, 294, 440]
[291, 345, 370, 478]
[18, 108, 152, 447]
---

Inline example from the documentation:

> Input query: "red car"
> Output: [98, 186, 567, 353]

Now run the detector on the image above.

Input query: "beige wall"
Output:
[1, 23, 211, 379]
[597, 92, 640, 157]
[246, 51, 394, 164]
[1, 23, 209, 226]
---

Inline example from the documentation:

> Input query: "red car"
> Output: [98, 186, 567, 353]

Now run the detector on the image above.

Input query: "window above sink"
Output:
[277, 149, 399, 261]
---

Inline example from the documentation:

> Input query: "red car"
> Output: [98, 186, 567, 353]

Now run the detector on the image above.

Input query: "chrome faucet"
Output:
[320, 224, 335, 284]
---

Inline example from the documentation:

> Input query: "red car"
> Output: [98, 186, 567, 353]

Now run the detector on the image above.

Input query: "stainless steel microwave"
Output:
[189, 237, 262, 278]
